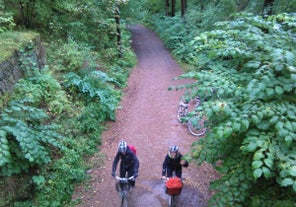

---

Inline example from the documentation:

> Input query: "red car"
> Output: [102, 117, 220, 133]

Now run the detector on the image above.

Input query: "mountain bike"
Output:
[114, 175, 134, 207]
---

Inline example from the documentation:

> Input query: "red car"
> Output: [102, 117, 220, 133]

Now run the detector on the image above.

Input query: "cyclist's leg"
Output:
[127, 166, 135, 187]
[175, 167, 182, 178]
[166, 167, 173, 177]
[119, 166, 127, 190]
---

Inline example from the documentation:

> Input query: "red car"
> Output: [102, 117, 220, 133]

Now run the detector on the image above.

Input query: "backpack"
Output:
[128, 144, 137, 156]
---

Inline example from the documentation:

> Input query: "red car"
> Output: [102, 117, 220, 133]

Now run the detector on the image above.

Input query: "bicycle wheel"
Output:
[177, 106, 188, 122]
[188, 115, 207, 136]
[121, 196, 128, 207]
[169, 195, 176, 207]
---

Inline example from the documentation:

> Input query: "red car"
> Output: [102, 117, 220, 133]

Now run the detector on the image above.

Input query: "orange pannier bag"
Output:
[166, 177, 183, 195]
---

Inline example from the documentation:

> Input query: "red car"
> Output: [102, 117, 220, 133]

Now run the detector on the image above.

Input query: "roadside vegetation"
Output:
[0, 0, 135, 206]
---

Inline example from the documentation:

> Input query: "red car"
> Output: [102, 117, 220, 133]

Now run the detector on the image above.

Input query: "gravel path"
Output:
[72, 24, 218, 207]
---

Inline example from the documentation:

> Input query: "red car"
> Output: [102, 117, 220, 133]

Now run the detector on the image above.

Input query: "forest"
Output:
[0, 0, 295, 206]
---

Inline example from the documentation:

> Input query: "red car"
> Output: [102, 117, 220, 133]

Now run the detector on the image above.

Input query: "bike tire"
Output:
[121, 196, 128, 207]
[188, 115, 207, 136]
[169, 195, 176, 207]
[177, 106, 188, 123]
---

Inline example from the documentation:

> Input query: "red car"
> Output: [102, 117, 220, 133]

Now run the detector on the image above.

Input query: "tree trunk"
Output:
[263, 0, 274, 16]
[114, 8, 122, 58]
[181, 0, 187, 17]
[165, 0, 169, 16]
[171, 0, 176, 17]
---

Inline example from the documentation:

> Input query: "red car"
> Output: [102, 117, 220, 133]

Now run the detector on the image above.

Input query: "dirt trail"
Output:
[72, 25, 218, 207]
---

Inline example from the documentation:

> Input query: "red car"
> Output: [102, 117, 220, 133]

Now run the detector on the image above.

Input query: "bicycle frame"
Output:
[177, 100, 189, 123]
[115, 176, 134, 207]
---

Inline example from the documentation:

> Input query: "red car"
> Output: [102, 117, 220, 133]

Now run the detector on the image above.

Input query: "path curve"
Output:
[72, 25, 218, 207]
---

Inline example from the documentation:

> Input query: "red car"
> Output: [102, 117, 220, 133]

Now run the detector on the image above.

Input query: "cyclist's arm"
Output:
[112, 152, 120, 174]
[162, 155, 169, 176]
[133, 154, 139, 176]
[180, 154, 189, 167]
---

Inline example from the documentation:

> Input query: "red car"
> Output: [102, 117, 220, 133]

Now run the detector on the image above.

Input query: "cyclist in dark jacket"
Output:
[111, 141, 139, 187]
[161, 145, 188, 179]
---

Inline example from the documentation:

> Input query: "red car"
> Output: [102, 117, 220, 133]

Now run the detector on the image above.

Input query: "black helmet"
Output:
[118, 141, 127, 153]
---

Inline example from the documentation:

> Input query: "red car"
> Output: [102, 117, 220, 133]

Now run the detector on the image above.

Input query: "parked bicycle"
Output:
[114, 175, 134, 207]
[177, 98, 207, 136]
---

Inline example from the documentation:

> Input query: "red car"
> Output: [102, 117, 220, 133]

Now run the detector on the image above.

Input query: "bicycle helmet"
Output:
[169, 145, 179, 153]
[118, 141, 127, 153]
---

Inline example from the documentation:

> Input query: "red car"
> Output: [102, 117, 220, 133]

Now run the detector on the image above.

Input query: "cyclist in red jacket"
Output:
[161, 145, 188, 179]
[111, 141, 139, 187]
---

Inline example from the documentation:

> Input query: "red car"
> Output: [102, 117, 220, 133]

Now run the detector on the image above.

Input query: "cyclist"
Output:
[111, 141, 139, 187]
[161, 145, 188, 179]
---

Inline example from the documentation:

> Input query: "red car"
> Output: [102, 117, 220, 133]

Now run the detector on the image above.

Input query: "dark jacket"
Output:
[112, 147, 139, 174]
[162, 152, 188, 176]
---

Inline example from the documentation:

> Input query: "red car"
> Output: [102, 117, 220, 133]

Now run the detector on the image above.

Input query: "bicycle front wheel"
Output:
[169, 195, 176, 207]
[121, 196, 128, 207]
[188, 115, 207, 136]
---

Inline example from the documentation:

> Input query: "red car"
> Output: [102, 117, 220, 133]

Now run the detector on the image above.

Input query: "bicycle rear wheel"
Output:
[188, 115, 207, 136]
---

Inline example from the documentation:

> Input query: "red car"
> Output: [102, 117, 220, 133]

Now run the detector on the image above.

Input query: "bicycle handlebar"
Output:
[115, 176, 135, 182]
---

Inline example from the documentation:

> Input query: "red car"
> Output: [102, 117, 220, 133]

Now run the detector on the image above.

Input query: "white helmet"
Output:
[169, 145, 179, 153]
[118, 141, 127, 153]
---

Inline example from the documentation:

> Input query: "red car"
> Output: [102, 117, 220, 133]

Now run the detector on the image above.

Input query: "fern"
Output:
[0, 101, 66, 176]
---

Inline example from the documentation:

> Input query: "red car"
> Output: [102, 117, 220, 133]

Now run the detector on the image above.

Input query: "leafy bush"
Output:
[170, 13, 296, 206]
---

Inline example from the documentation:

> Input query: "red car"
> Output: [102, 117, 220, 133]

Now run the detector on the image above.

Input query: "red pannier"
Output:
[166, 177, 183, 195]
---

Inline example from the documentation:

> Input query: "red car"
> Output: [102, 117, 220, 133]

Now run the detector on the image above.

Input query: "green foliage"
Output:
[0, 9, 15, 33]
[0, 31, 38, 62]
[30, 149, 87, 207]
[1, 0, 137, 206]
[0, 100, 66, 176]
[63, 70, 121, 121]
[163, 13, 296, 206]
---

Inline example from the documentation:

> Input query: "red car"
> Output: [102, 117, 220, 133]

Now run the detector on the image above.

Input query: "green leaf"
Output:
[266, 88, 274, 96]
[254, 168, 263, 179]
[289, 166, 296, 177]
[287, 111, 296, 119]
[233, 122, 241, 132]
[263, 158, 273, 169]
[269, 116, 279, 125]
[252, 160, 263, 169]
[281, 178, 293, 187]
[254, 150, 265, 160]
[278, 128, 289, 138]
[223, 127, 233, 138]
[241, 119, 250, 131]
[284, 121, 293, 131]
[251, 115, 259, 124]
[275, 86, 284, 94]
[275, 121, 284, 130]
[262, 167, 272, 178]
